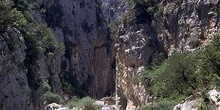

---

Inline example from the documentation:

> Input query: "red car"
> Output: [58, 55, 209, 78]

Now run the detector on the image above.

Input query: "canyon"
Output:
[0, 0, 220, 110]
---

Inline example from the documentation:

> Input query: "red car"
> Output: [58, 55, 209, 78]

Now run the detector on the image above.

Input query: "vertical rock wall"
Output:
[114, 0, 220, 109]
[0, 0, 115, 109]
[31, 0, 116, 100]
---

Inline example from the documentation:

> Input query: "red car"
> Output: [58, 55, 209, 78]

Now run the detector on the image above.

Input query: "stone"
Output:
[47, 103, 62, 109]
[209, 89, 220, 104]
[173, 100, 199, 110]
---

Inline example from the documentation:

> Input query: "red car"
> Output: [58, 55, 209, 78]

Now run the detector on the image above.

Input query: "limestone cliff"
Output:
[114, 0, 220, 109]
[0, 0, 115, 109]
[0, 27, 32, 110]
[31, 0, 115, 98]
[1, 0, 220, 109]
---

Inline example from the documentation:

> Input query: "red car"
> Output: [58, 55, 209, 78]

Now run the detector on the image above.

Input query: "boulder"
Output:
[174, 100, 199, 110]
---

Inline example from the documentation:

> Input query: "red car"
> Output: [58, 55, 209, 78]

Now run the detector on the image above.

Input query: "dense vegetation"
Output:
[138, 99, 176, 110]
[67, 96, 101, 110]
[140, 34, 220, 109]
[0, 0, 63, 104]
[122, 0, 163, 25]
[0, 0, 62, 64]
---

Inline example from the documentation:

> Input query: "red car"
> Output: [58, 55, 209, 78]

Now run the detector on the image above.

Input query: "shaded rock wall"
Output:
[0, 0, 115, 109]
[31, 0, 116, 101]
[0, 27, 33, 110]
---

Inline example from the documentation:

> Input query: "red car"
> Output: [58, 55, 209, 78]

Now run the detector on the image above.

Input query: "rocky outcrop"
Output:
[101, 0, 128, 23]
[174, 99, 199, 110]
[114, 0, 220, 109]
[30, 0, 115, 103]
[34, 0, 115, 98]
[115, 24, 156, 110]
[173, 89, 220, 110]
[155, 0, 220, 55]
[0, 27, 33, 110]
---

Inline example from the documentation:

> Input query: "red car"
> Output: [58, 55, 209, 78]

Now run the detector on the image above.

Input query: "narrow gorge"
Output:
[0, 0, 220, 110]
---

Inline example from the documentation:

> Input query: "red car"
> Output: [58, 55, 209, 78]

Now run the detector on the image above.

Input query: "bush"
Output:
[138, 100, 176, 110]
[197, 34, 220, 88]
[67, 97, 101, 110]
[142, 52, 199, 99]
[44, 91, 64, 104]
[197, 100, 216, 110]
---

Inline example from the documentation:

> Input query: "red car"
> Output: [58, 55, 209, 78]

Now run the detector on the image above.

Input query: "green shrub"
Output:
[138, 100, 176, 110]
[67, 97, 100, 110]
[141, 34, 220, 106]
[142, 52, 199, 99]
[197, 34, 220, 88]
[44, 91, 64, 104]
[197, 100, 216, 110]
[9, 8, 27, 28]
[122, 11, 135, 25]
[67, 96, 80, 109]
[42, 80, 52, 92]
[189, 38, 200, 48]
[0, 0, 61, 64]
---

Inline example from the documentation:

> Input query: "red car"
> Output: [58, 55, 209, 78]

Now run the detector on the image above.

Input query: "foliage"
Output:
[23, 23, 60, 64]
[0, 2, 64, 105]
[12, 0, 30, 11]
[150, 52, 166, 67]
[42, 80, 52, 92]
[42, 80, 64, 104]
[10, 8, 27, 27]
[142, 34, 220, 108]
[44, 91, 64, 104]
[189, 39, 200, 48]
[197, 100, 216, 110]
[142, 52, 199, 99]
[138, 99, 176, 110]
[0, 0, 61, 65]
[108, 22, 119, 35]
[197, 34, 220, 88]
[121, 10, 135, 25]
[122, 0, 163, 25]
[67, 97, 101, 110]
[0, 0, 13, 20]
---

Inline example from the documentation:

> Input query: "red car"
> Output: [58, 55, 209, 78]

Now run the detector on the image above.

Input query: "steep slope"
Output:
[113, 0, 220, 109]
[31, 0, 115, 98]
[0, 0, 115, 109]
[0, 27, 33, 110]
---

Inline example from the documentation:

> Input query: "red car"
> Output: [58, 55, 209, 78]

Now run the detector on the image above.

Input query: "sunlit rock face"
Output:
[115, 24, 156, 110]
[114, 0, 220, 109]
[155, 0, 220, 56]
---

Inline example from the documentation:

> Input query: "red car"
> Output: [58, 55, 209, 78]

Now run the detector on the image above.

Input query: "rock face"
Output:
[174, 100, 199, 110]
[156, 0, 220, 55]
[0, 27, 32, 110]
[1, 0, 220, 109]
[0, 0, 115, 109]
[37, 0, 116, 98]
[114, 0, 220, 109]
[101, 0, 128, 23]
[115, 25, 156, 110]
[34, 0, 116, 98]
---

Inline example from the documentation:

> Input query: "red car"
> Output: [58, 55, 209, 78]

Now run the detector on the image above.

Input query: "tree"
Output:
[198, 34, 220, 87]
[143, 52, 199, 98]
